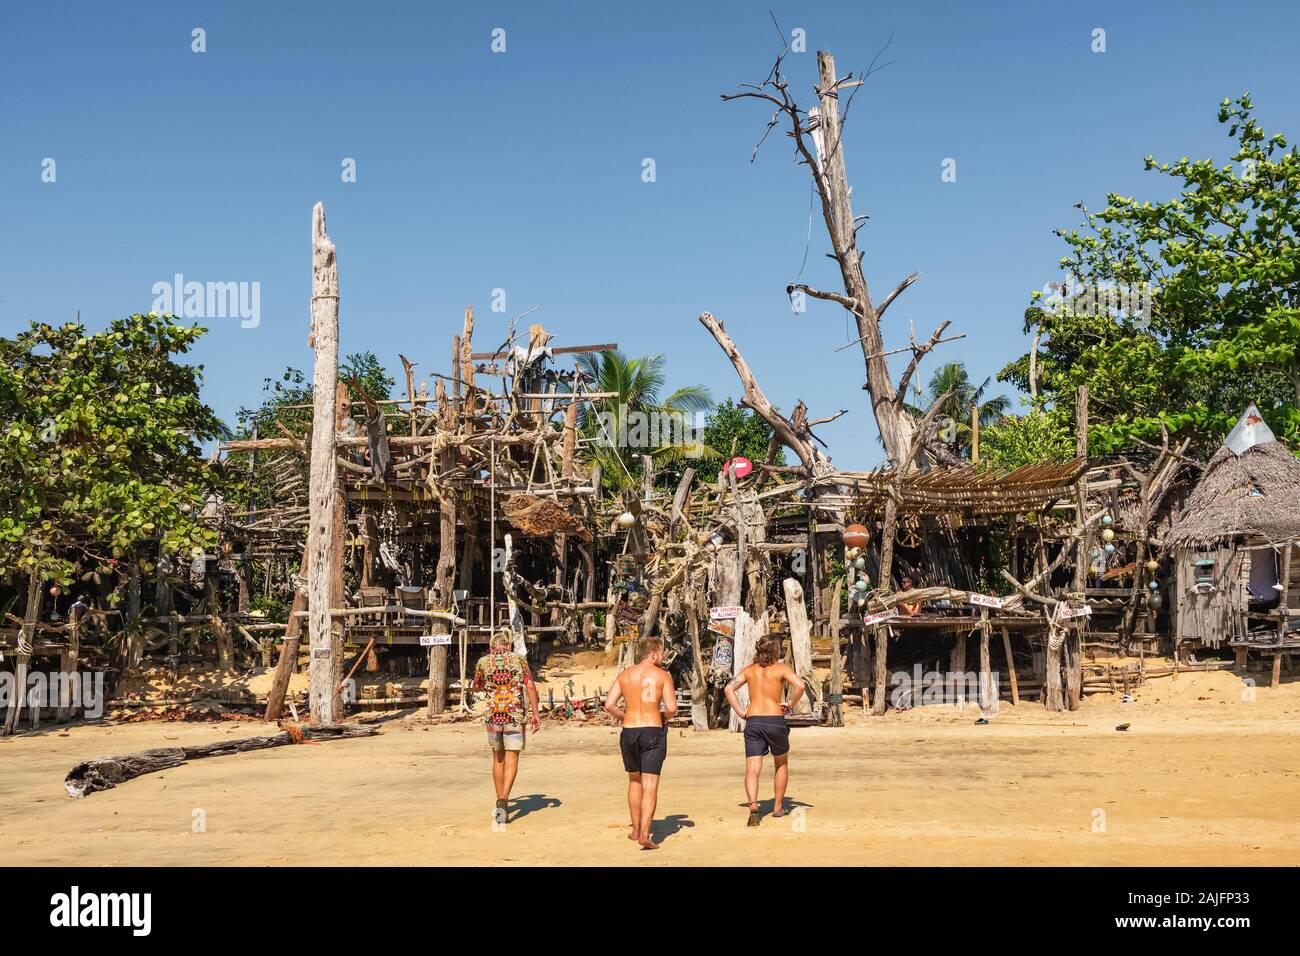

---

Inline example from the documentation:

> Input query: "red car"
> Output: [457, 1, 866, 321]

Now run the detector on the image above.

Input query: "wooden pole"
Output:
[307, 201, 340, 727]
[56, 601, 83, 723]
[428, 382, 457, 716]
[970, 403, 980, 464]
[2, 572, 43, 735]
[978, 608, 993, 711]
[331, 380, 350, 700]
[871, 497, 898, 715]
[828, 580, 844, 727]
[1000, 625, 1019, 705]
[1065, 384, 1089, 711]
[784, 578, 815, 714]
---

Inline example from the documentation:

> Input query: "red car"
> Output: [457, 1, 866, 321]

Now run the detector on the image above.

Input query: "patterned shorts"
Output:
[486, 724, 526, 752]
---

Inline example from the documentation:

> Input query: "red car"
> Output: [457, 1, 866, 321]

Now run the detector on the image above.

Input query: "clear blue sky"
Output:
[3, 1, 1298, 468]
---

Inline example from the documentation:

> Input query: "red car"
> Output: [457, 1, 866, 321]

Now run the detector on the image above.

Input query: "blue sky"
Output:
[3, 0, 1298, 468]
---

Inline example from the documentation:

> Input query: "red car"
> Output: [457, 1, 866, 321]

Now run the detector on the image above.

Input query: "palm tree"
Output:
[906, 361, 1010, 458]
[574, 351, 715, 491]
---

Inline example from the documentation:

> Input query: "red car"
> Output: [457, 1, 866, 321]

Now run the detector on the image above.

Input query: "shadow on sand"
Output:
[508, 793, 562, 822]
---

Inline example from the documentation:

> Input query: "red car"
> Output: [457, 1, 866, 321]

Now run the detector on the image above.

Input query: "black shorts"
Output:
[620, 726, 668, 775]
[744, 715, 790, 758]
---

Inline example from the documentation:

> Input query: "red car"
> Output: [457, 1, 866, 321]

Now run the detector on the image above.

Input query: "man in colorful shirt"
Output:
[471, 632, 540, 819]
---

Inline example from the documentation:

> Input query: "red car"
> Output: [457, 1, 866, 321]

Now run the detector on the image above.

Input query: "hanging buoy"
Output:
[1147, 590, 1164, 610]
[853, 556, 866, 570]
[1101, 528, 1115, 542]
[1103, 543, 1115, 554]
[1145, 559, 1159, 573]
[854, 579, 868, 592]
[1102, 514, 1113, 526]
[616, 511, 636, 529]
[1147, 580, 1159, 591]
[843, 524, 870, 550]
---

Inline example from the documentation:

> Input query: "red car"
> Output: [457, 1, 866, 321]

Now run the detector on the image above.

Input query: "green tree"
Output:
[905, 361, 1009, 459]
[978, 400, 1076, 470]
[1001, 94, 1300, 454]
[575, 350, 714, 491]
[0, 314, 227, 587]
[663, 397, 784, 485]
[230, 351, 393, 510]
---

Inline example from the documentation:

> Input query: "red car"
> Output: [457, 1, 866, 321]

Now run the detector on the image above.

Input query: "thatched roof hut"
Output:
[1165, 418, 1300, 548]
[1165, 405, 1300, 655]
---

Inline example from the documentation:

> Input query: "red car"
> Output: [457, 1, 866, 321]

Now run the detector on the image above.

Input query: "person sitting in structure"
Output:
[898, 574, 923, 617]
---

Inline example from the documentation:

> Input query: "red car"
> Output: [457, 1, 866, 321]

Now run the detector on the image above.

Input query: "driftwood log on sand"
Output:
[64, 723, 379, 798]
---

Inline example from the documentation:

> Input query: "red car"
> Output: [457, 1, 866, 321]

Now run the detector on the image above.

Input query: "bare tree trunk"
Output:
[307, 202, 341, 727]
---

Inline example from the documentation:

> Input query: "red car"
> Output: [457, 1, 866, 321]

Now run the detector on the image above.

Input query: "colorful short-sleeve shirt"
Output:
[472, 652, 535, 730]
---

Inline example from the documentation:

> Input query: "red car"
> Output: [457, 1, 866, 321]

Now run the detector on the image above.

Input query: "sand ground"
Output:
[3, 666, 1299, 866]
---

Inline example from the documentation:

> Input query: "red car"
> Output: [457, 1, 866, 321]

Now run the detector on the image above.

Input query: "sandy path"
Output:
[3, 672, 1299, 866]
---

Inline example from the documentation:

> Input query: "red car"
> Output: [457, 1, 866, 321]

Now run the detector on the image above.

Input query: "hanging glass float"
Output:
[843, 523, 870, 550]
[616, 511, 636, 529]
[854, 579, 868, 592]
[1101, 514, 1113, 526]
[853, 556, 866, 570]
[1145, 559, 1159, 573]
[1147, 589, 1164, 610]
[1147, 579, 1159, 590]
[1103, 543, 1116, 554]
[1101, 528, 1115, 542]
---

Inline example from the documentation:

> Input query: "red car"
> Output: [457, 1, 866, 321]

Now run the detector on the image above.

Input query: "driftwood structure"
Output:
[10, 47, 1296, 741]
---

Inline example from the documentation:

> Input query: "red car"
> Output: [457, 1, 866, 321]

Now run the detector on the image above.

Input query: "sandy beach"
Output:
[3, 665, 1298, 867]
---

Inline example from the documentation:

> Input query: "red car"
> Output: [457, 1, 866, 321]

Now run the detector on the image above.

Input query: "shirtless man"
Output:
[603, 635, 678, 849]
[725, 635, 806, 826]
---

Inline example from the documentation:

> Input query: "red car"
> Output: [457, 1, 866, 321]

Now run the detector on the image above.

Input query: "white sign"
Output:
[420, 634, 453, 647]
[969, 593, 1005, 609]
[863, 609, 899, 627]
[709, 606, 742, 621]
[1060, 605, 1093, 620]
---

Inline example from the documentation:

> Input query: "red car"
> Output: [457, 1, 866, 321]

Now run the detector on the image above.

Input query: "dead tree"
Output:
[698, 311, 837, 477]
[723, 46, 959, 469]
[307, 202, 341, 726]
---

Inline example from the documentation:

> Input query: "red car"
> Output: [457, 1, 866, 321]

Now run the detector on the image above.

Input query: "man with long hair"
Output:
[603, 635, 678, 849]
[725, 635, 805, 826]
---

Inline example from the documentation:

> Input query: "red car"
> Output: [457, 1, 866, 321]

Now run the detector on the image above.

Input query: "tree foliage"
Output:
[576, 350, 714, 492]
[978, 401, 1076, 471]
[905, 361, 1009, 460]
[1001, 94, 1300, 455]
[229, 351, 393, 511]
[0, 314, 227, 585]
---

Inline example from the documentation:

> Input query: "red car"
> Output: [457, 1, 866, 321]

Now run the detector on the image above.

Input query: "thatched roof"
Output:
[810, 457, 1088, 517]
[1165, 439, 1300, 547]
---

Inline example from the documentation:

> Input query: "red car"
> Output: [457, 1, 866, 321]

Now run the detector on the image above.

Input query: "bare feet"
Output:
[627, 828, 639, 842]
[638, 836, 659, 850]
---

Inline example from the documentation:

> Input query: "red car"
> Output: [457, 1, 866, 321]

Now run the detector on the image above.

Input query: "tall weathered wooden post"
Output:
[307, 202, 341, 726]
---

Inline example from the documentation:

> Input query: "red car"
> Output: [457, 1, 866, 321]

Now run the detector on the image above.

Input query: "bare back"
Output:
[616, 662, 673, 727]
[742, 662, 798, 716]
